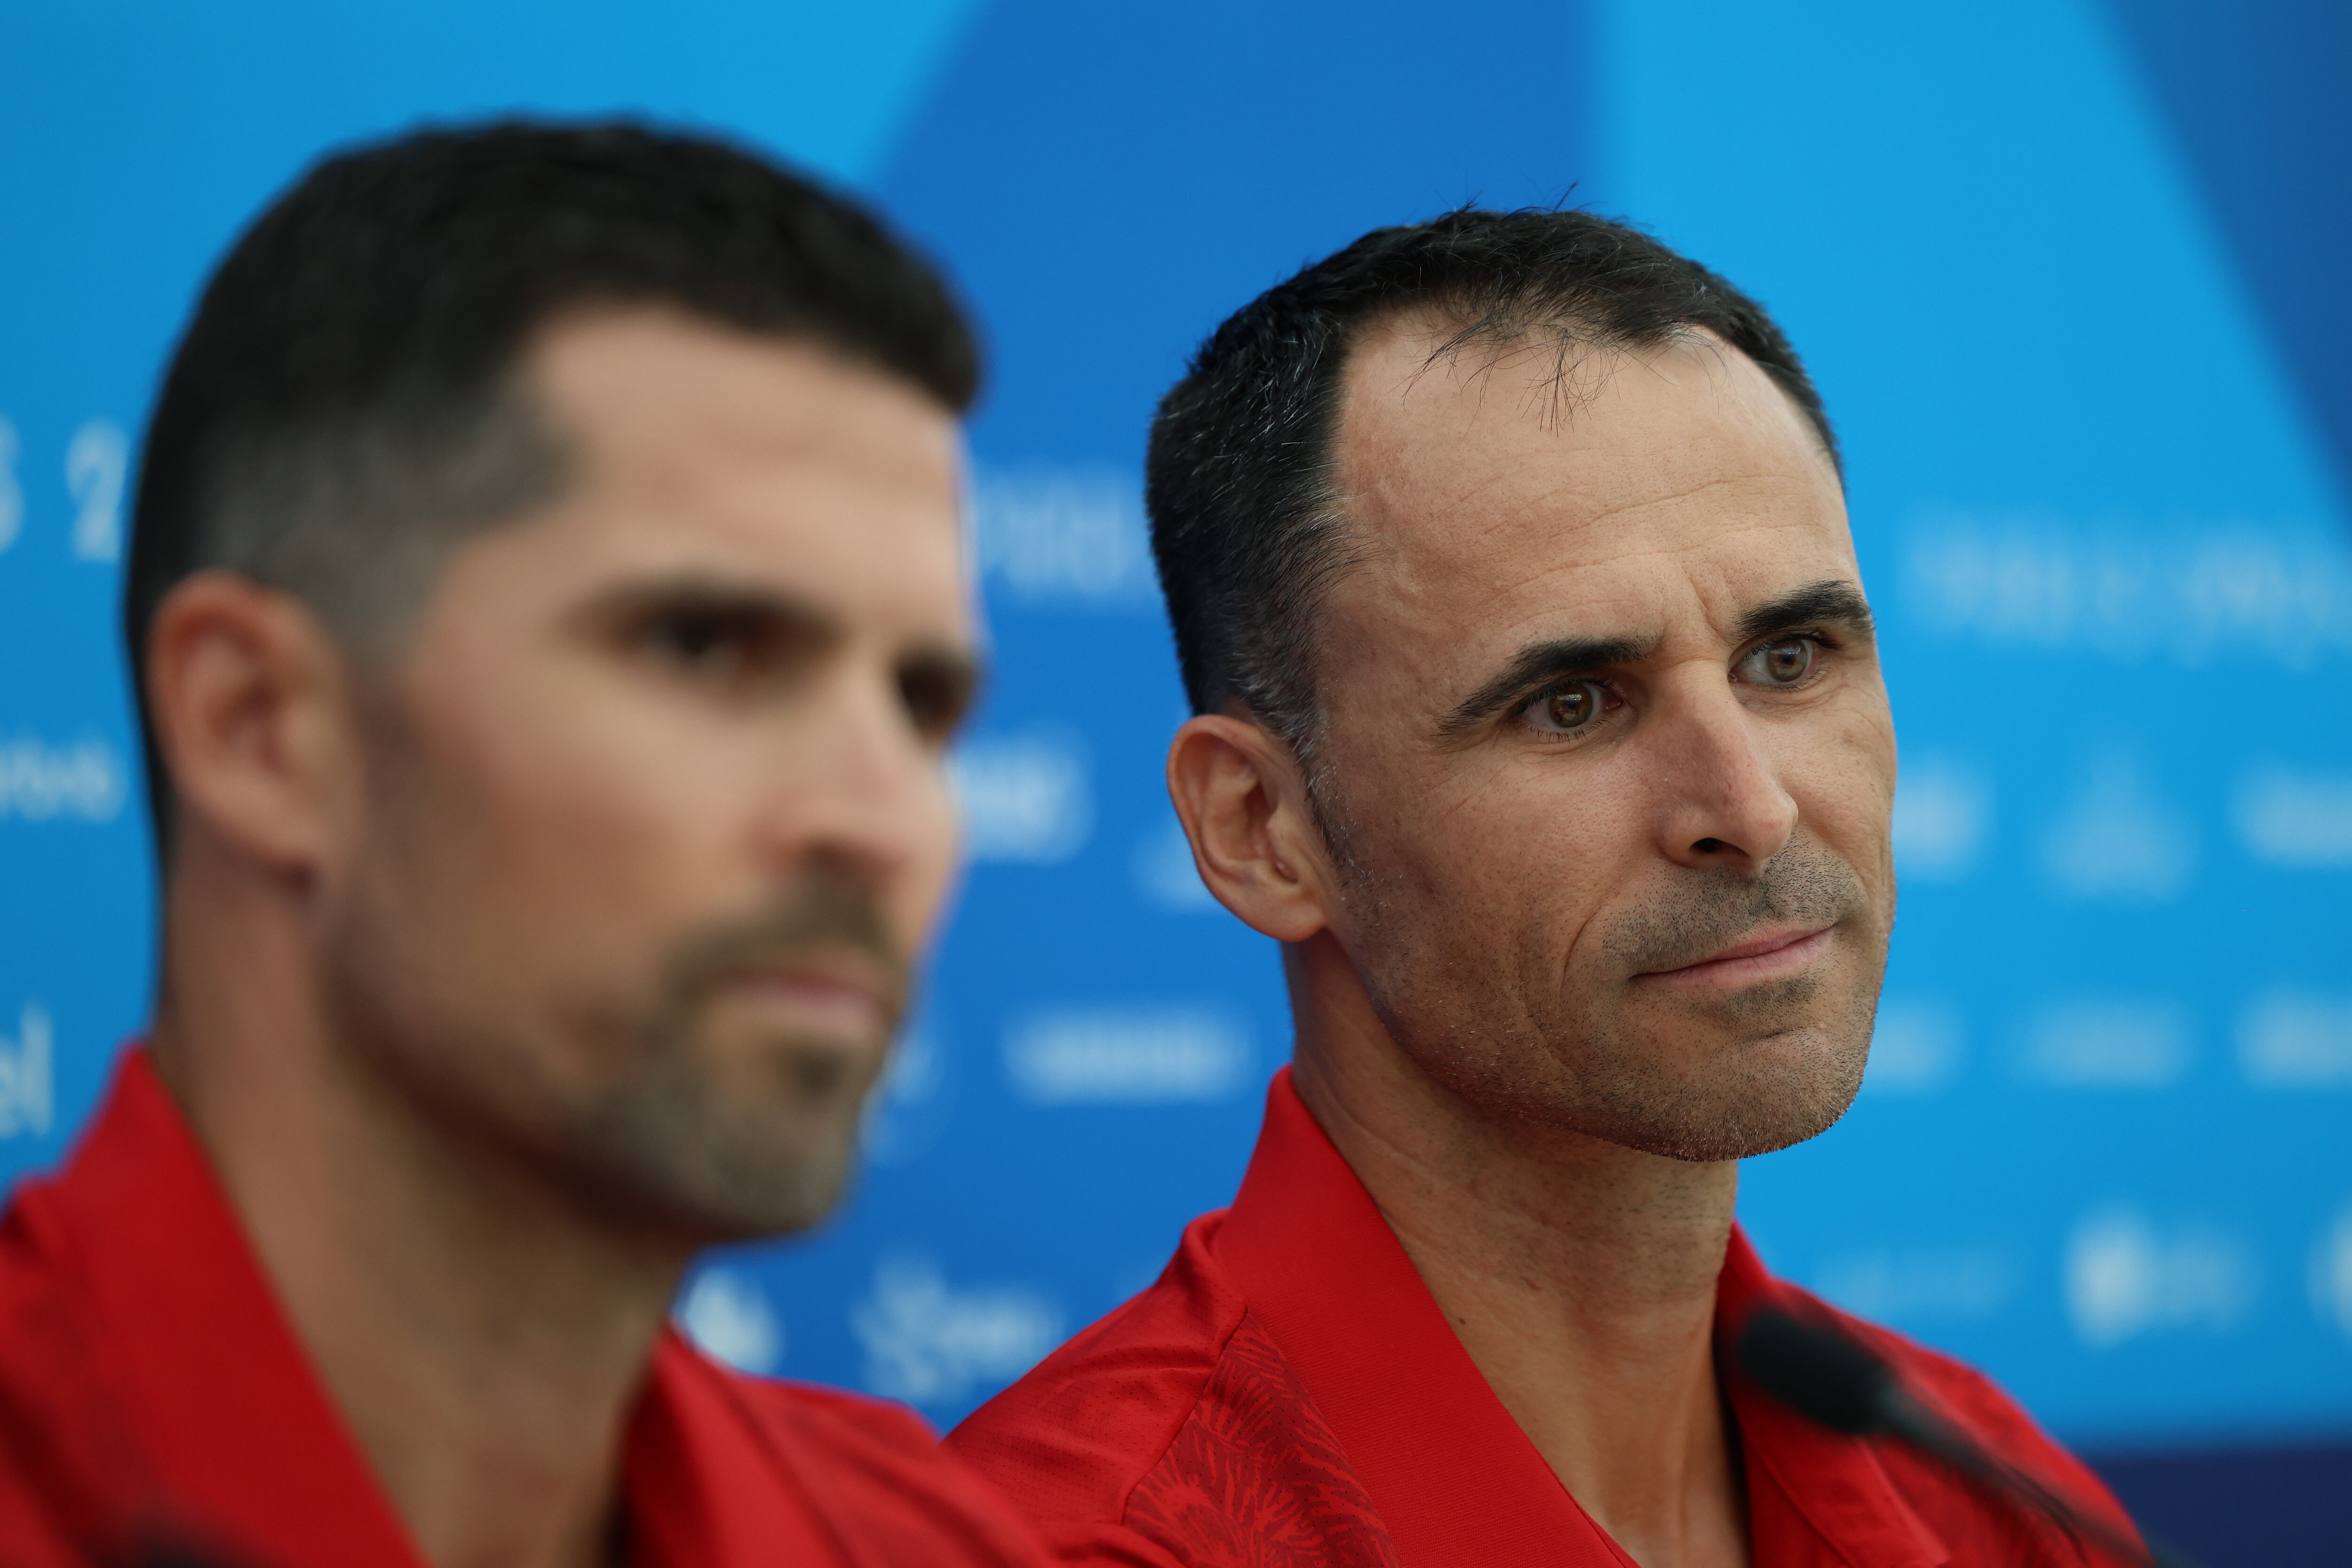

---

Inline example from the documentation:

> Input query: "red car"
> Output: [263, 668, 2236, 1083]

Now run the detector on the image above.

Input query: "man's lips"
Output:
[1633, 925, 1835, 990]
[713, 950, 898, 1038]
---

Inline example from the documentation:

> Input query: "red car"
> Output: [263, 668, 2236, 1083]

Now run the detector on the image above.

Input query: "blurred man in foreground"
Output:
[0, 122, 1043, 1568]
[949, 212, 2140, 1566]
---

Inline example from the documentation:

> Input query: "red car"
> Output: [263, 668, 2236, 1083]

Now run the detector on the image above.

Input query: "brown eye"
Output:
[1520, 680, 1608, 734]
[1744, 637, 1816, 687]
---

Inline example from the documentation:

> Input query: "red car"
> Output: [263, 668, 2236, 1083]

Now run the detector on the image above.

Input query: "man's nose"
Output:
[1648, 676, 1800, 872]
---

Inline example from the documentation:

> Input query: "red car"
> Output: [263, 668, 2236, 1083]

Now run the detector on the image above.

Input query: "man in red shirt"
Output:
[947, 211, 2145, 1566]
[0, 123, 1044, 1568]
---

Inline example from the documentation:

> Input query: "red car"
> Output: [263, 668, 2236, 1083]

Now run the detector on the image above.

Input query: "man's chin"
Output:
[562, 1072, 874, 1244]
[1595, 1092, 1855, 1163]
[1576, 1021, 1870, 1164]
[681, 1098, 874, 1239]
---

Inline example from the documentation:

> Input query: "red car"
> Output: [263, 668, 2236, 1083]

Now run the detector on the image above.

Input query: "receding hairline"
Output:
[1340, 304, 1841, 478]
[1304, 307, 1843, 613]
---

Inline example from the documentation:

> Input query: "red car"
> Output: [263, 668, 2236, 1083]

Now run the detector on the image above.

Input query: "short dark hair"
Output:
[126, 118, 979, 848]
[1146, 207, 1836, 772]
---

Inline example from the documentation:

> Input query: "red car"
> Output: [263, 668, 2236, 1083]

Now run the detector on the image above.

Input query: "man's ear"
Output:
[144, 570, 367, 877]
[1165, 713, 1336, 943]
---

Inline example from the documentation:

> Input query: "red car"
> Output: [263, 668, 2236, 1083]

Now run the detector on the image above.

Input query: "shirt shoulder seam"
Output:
[1110, 1299, 1256, 1530]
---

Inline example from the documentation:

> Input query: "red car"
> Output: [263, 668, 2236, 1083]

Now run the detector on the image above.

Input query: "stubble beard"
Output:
[557, 879, 910, 1241]
[1322, 799, 1883, 1164]
[327, 865, 909, 1250]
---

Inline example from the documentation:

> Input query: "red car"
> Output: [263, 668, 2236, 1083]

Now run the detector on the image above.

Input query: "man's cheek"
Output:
[899, 798, 963, 947]
[1820, 696, 1898, 818]
[1777, 726, 1886, 842]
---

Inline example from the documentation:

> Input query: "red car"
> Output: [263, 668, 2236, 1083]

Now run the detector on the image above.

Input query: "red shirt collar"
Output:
[1213, 1068, 1949, 1568]
[19, 1049, 831, 1568]
[1712, 1228, 1949, 1566]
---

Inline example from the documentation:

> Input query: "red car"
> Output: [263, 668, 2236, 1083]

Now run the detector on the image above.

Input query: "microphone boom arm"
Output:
[1737, 1305, 2202, 1568]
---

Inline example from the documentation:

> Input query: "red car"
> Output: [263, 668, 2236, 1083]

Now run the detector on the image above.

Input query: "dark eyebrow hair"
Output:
[1435, 579, 1874, 742]
[1438, 632, 1656, 738]
[900, 638, 985, 685]
[1737, 579, 1875, 644]
[583, 573, 986, 709]
[580, 573, 848, 644]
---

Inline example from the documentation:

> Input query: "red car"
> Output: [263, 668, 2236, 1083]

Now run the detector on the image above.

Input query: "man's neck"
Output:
[1285, 937, 1749, 1568]
[148, 848, 683, 1568]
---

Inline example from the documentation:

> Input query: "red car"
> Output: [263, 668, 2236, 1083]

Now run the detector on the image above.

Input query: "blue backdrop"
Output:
[3, 0, 2347, 1504]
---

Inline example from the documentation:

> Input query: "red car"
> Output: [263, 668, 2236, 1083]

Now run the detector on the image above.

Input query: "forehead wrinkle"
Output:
[1394, 507, 1851, 674]
[1336, 517, 1672, 650]
[1347, 408, 1831, 567]
[1336, 362, 1801, 587]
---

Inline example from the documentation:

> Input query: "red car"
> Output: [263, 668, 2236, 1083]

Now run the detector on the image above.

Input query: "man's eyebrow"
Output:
[901, 639, 985, 684]
[1736, 579, 1876, 644]
[580, 573, 847, 644]
[1438, 633, 1656, 738]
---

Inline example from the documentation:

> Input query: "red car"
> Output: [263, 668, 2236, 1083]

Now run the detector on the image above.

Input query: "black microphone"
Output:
[1737, 1306, 2202, 1568]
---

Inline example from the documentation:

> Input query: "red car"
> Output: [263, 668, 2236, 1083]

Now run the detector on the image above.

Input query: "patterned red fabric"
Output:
[0, 1050, 1048, 1568]
[1124, 1313, 1399, 1568]
[950, 1069, 2142, 1568]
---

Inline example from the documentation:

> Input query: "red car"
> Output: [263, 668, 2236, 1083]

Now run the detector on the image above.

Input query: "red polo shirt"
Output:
[0, 1051, 1046, 1568]
[948, 1070, 2138, 1567]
